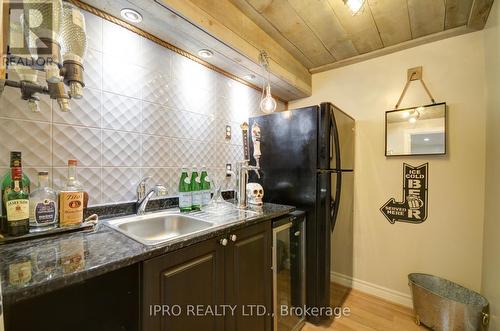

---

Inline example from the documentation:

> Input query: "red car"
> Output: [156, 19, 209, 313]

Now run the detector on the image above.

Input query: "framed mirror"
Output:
[385, 102, 446, 156]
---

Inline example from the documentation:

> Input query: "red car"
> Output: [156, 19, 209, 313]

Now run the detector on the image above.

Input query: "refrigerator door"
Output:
[318, 103, 355, 171]
[249, 107, 319, 210]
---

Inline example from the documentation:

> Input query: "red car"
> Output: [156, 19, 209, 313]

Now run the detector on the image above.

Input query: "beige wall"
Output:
[482, 0, 500, 328]
[290, 32, 487, 303]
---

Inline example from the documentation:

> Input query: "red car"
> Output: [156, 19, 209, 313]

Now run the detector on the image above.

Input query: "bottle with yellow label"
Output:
[6, 166, 29, 236]
[59, 160, 85, 227]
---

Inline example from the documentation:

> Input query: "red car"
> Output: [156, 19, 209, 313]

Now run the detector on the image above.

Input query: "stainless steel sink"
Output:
[106, 212, 214, 246]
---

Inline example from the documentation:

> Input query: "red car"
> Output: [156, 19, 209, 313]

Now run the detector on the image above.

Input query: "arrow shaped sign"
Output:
[380, 163, 429, 224]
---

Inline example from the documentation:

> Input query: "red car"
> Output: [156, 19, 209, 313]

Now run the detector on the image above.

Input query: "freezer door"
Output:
[249, 108, 319, 210]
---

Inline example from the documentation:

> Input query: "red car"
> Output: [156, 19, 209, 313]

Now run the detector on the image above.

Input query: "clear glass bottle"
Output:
[179, 168, 192, 213]
[29, 171, 58, 232]
[190, 168, 202, 211]
[59, 160, 85, 227]
[200, 167, 211, 206]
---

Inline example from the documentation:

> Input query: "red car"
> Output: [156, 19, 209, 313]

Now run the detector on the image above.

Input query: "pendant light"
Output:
[259, 51, 276, 114]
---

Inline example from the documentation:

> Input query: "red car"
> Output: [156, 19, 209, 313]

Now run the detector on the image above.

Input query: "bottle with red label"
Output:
[59, 160, 86, 227]
[6, 165, 30, 236]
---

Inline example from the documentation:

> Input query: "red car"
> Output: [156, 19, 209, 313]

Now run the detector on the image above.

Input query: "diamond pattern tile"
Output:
[24, 168, 53, 190]
[142, 135, 171, 167]
[102, 92, 141, 132]
[142, 72, 171, 105]
[53, 167, 101, 205]
[103, 20, 142, 65]
[102, 130, 140, 167]
[53, 87, 101, 127]
[140, 167, 172, 195]
[0, 87, 52, 122]
[0, 119, 51, 167]
[140, 39, 172, 73]
[53, 125, 101, 167]
[101, 167, 141, 203]
[83, 11, 102, 52]
[0, 11, 254, 206]
[84, 49, 103, 91]
[103, 55, 144, 99]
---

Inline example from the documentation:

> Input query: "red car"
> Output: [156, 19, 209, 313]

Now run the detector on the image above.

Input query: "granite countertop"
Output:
[0, 203, 294, 305]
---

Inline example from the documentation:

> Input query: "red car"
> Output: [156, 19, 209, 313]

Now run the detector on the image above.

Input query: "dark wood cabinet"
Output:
[142, 221, 272, 331]
[225, 221, 272, 331]
[142, 236, 225, 331]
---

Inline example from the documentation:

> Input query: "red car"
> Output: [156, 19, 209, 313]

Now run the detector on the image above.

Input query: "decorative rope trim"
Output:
[68, 0, 288, 106]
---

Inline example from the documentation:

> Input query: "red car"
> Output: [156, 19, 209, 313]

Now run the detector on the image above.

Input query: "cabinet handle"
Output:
[230, 234, 237, 242]
[220, 238, 228, 246]
[294, 231, 301, 237]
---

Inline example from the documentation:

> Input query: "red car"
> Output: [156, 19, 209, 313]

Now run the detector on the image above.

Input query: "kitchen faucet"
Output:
[136, 176, 167, 215]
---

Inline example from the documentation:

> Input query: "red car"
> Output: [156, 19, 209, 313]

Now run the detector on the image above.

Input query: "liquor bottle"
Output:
[29, 171, 58, 232]
[1, 152, 30, 233]
[59, 160, 84, 227]
[6, 166, 30, 236]
[200, 167, 211, 206]
[190, 168, 202, 211]
[179, 168, 192, 213]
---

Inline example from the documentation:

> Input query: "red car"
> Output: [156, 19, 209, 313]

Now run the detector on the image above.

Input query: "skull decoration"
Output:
[247, 182, 264, 206]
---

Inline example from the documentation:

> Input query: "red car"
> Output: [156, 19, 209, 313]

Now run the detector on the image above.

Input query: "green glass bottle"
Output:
[6, 166, 30, 236]
[200, 167, 211, 206]
[178, 169, 192, 213]
[190, 168, 202, 211]
[1, 152, 30, 233]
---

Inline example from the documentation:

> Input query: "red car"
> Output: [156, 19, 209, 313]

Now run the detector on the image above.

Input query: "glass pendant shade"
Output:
[60, 2, 87, 63]
[260, 84, 277, 114]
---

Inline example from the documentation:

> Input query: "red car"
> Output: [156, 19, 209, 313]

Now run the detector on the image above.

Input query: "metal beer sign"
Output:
[380, 163, 428, 224]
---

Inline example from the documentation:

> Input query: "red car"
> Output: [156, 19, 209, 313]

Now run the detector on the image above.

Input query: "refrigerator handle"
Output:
[329, 108, 341, 169]
[330, 172, 342, 231]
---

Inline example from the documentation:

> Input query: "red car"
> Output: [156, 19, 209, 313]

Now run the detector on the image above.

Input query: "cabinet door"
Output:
[142, 238, 225, 331]
[225, 222, 272, 331]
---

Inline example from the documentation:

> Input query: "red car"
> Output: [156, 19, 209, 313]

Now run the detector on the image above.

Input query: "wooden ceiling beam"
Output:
[160, 0, 312, 98]
[468, 0, 495, 30]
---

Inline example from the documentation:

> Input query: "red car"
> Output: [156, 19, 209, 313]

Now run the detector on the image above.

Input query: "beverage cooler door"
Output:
[272, 215, 306, 331]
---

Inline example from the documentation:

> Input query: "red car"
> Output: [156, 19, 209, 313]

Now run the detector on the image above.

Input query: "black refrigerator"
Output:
[249, 102, 355, 324]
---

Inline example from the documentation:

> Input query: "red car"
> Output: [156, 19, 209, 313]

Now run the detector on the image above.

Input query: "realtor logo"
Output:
[380, 163, 429, 224]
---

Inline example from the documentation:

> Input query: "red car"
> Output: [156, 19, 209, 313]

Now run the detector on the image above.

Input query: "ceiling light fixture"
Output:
[243, 74, 256, 80]
[198, 49, 213, 58]
[259, 50, 277, 114]
[343, 0, 366, 15]
[424, 138, 430, 142]
[120, 8, 143, 23]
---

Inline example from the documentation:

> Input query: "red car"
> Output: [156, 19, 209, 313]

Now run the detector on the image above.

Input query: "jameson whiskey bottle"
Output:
[179, 169, 192, 213]
[190, 168, 202, 211]
[6, 166, 30, 236]
[200, 167, 211, 206]
[59, 160, 84, 227]
[1, 152, 30, 233]
[29, 171, 58, 232]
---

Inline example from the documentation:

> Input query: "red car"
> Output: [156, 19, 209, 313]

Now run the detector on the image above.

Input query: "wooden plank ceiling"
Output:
[229, 0, 495, 72]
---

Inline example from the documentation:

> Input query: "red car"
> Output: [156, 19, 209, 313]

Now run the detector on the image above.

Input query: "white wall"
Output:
[482, 0, 500, 328]
[0, 10, 284, 205]
[290, 32, 487, 304]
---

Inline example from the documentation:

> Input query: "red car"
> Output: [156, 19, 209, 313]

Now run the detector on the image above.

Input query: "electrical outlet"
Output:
[225, 125, 232, 140]
[226, 163, 232, 177]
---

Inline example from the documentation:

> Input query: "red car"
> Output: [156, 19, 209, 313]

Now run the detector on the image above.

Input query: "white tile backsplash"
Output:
[0, 10, 285, 205]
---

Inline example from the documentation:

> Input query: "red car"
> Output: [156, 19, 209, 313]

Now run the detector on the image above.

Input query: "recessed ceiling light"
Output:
[424, 137, 430, 142]
[243, 74, 256, 80]
[343, 0, 366, 15]
[198, 49, 213, 58]
[121, 8, 142, 23]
